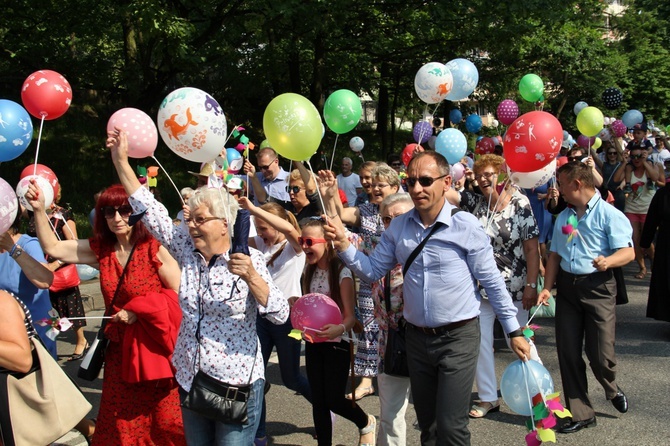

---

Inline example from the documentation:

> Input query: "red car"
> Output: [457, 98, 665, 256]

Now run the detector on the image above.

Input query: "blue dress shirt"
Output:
[339, 199, 521, 334]
[550, 193, 633, 275]
[253, 168, 290, 205]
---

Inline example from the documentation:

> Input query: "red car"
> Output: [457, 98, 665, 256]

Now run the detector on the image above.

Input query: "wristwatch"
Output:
[11, 246, 24, 260]
[525, 282, 537, 289]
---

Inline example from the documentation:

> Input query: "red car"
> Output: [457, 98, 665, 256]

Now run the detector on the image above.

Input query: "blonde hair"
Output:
[259, 202, 300, 233]
[371, 163, 401, 189]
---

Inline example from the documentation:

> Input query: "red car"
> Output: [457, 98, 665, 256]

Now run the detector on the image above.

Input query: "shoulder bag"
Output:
[181, 278, 257, 425]
[78, 244, 136, 381]
[0, 338, 92, 446]
[48, 214, 81, 292]
[382, 271, 409, 377]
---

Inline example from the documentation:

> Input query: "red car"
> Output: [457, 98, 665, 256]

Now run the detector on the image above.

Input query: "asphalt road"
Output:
[53, 262, 670, 445]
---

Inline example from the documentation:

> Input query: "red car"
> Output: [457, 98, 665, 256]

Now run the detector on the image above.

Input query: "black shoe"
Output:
[611, 387, 628, 413]
[558, 417, 597, 434]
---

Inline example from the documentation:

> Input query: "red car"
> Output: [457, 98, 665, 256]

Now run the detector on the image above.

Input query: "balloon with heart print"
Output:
[16, 175, 54, 211]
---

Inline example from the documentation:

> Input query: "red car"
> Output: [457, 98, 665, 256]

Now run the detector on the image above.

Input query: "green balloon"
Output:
[666, 124, 670, 134]
[263, 93, 323, 161]
[259, 139, 270, 149]
[323, 89, 362, 134]
[519, 74, 544, 102]
[576, 106, 604, 137]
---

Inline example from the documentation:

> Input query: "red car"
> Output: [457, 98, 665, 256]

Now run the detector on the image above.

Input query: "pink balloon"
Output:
[107, 108, 158, 158]
[0, 177, 19, 234]
[497, 100, 519, 126]
[450, 162, 465, 182]
[576, 134, 595, 149]
[611, 119, 627, 138]
[290, 293, 342, 343]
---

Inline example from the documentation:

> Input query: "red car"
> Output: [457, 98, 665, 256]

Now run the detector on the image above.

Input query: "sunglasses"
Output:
[405, 174, 447, 188]
[102, 205, 133, 219]
[298, 236, 327, 247]
[184, 216, 222, 226]
[287, 185, 303, 194]
[567, 156, 584, 162]
[607, 152, 617, 155]
[259, 158, 276, 170]
[629, 154, 645, 160]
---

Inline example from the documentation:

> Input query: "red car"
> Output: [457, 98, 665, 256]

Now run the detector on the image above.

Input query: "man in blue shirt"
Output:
[244, 147, 291, 206]
[327, 151, 530, 446]
[539, 162, 634, 434]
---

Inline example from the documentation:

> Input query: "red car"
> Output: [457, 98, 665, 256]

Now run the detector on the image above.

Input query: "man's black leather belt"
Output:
[560, 269, 613, 281]
[406, 317, 477, 335]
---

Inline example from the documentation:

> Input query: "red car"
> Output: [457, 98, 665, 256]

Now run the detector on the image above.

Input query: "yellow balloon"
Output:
[263, 93, 323, 161]
[592, 137, 602, 150]
[576, 106, 604, 137]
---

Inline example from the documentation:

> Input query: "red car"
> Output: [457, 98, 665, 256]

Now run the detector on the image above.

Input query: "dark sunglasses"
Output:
[298, 236, 327, 247]
[258, 158, 276, 170]
[607, 151, 617, 155]
[287, 185, 303, 194]
[102, 205, 133, 219]
[405, 174, 447, 188]
[567, 156, 583, 162]
[629, 154, 645, 160]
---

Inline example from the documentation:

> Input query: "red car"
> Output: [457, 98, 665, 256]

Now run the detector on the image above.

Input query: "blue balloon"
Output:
[435, 128, 467, 164]
[465, 114, 483, 133]
[500, 360, 555, 416]
[445, 58, 479, 101]
[622, 109, 643, 129]
[449, 109, 462, 125]
[0, 99, 33, 162]
[226, 148, 243, 173]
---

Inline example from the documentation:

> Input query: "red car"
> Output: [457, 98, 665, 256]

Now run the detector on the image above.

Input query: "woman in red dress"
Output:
[26, 183, 186, 446]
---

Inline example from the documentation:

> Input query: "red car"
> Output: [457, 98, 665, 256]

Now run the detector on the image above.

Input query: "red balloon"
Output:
[20, 164, 60, 199]
[402, 143, 424, 167]
[556, 156, 569, 168]
[475, 137, 495, 155]
[290, 293, 342, 343]
[21, 70, 72, 120]
[503, 111, 563, 173]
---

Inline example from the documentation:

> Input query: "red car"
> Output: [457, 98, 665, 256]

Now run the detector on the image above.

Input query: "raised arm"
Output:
[295, 161, 316, 195]
[25, 182, 98, 267]
[108, 129, 143, 196]
[317, 170, 360, 226]
[239, 197, 302, 253]
[243, 160, 268, 204]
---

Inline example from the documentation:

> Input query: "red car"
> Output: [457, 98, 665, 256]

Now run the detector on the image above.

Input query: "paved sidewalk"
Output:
[54, 263, 669, 445]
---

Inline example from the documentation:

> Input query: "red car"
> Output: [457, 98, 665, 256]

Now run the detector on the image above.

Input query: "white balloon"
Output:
[16, 175, 54, 211]
[492, 119, 499, 128]
[414, 62, 453, 104]
[349, 136, 364, 152]
[508, 160, 556, 189]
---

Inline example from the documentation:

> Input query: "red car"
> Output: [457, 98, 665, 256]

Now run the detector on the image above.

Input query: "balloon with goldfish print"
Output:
[157, 87, 228, 163]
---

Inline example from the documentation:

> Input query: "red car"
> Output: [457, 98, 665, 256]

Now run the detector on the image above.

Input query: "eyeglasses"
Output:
[102, 205, 133, 219]
[371, 183, 390, 189]
[405, 174, 447, 188]
[287, 185, 303, 194]
[474, 172, 496, 181]
[258, 158, 276, 170]
[629, 154, 645, 160]
[382, 214, 403, 225]
[184, 216, 223, 226]
[298, 236, 327, 247]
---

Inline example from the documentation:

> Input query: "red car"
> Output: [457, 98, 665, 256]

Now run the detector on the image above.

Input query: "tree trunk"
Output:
[377, 62, 390, 154]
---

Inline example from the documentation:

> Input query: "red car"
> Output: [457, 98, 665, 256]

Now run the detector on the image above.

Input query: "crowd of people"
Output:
[1, 120, 668, 446]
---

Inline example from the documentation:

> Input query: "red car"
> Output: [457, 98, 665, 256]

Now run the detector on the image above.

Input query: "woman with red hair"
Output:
[25, 183, 186, 446]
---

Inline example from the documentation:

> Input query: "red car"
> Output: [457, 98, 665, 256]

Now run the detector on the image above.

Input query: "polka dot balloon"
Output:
[107, 107, 159, 158]
[602, 87, 623, 110]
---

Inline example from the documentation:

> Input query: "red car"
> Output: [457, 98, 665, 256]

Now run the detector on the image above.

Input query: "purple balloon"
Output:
[576, 134, 595, 148]
[497, 100, 519, 126]
[413, 121, 433, 144]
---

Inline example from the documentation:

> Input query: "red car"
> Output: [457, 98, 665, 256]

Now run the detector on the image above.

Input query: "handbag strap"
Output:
[383, 272, 392, 313]
[402, 208, 460, 277]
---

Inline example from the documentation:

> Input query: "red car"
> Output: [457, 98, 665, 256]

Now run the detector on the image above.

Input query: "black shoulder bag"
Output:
[78, 244, 136, 381]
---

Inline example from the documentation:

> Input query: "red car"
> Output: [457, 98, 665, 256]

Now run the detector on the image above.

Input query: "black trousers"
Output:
[555, 268, 619, 421]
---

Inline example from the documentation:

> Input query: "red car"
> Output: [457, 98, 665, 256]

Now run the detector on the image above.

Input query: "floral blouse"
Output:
[460, 189, 539, 301]
[130, 187, 289, 390]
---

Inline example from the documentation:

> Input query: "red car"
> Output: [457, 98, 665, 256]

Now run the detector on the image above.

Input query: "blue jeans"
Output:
[255, 315, 312, 438]
[179, 378, 264, 446]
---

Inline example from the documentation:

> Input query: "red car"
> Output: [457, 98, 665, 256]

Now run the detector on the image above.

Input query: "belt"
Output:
[406, 317, 477, 335]
[560, 268, 613, 282]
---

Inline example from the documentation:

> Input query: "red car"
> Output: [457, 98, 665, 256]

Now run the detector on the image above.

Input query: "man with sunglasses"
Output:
[327, 151, 530, 446]
[244, 147, 291, 206]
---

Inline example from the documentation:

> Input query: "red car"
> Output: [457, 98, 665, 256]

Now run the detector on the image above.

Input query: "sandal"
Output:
[68, 341, 90, 362]
[469, 401, 500, 418]
[345, 386, 375, 401]
[359, 414, 376, 446]
[634, 269, 647, 280]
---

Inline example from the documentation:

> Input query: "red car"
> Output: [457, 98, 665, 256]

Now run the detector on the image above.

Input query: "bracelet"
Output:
[340, 324, 347, 335]
[9, 243, 18, 257]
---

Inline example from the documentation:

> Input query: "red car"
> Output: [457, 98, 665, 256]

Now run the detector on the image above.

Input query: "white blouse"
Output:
[129, 187, 289, 390]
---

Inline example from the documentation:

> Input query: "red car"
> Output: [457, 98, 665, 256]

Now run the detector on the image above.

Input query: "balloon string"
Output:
[33, 115, 46, 175]
[223, 124, 242, 147]
[329, 134, 339, 171]
[151, 156, 185, 206]
[522, 360, 535, 428]
[306, 159, 335, 249]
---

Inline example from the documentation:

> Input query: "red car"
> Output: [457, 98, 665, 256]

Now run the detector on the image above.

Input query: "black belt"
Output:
[406, 317, 477, 335]
[560, 268, 613, 282]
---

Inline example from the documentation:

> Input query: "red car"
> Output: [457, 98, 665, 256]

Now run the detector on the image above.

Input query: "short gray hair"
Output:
[189, 186, 239, 230]
[380, 193, 413, 212]
[180, 187, 194, 199]
[342, 157, 353, 165]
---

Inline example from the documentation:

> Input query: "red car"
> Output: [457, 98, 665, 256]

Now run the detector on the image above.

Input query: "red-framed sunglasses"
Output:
[298, 236, 327, 247]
